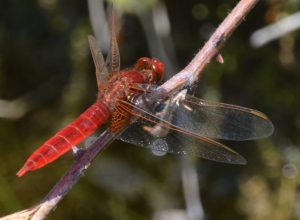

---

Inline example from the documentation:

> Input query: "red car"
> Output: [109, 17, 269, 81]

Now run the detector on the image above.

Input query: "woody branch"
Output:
[158, 0, 258, 95]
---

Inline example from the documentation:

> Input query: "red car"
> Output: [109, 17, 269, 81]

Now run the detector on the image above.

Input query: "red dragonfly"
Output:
[17, 14, 273, 177]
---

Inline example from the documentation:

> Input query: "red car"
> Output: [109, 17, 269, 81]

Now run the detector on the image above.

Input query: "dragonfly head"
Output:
[135, 57, 164, 83]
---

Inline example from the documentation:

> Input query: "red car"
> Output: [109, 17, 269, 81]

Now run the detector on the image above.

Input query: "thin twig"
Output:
[158, 0, 258, 95]
[1, 0, 258, 219]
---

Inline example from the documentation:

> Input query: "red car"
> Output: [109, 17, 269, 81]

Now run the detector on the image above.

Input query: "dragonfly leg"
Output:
[71, 146, 87, 161]
[72, 146, 80, 155]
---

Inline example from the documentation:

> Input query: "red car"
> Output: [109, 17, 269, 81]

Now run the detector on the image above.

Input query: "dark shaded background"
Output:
[0, 0, 299, 219]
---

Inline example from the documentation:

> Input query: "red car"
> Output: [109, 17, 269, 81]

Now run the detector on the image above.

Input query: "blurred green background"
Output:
[0, 0, 300, 219]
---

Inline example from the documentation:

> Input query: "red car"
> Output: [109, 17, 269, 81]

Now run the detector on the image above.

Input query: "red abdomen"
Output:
[17, 101, 109, 177]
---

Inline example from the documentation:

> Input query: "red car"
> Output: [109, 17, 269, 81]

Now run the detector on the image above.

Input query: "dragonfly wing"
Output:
[106, 7, 120, 73]
[88, 35, 109, 89]
[117, 100, 246, 165]
[126, 87, 274, 141]
[173, 95, 274, 140]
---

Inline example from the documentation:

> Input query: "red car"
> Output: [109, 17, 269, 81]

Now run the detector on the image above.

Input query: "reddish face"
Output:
[135, 57, 164, 83]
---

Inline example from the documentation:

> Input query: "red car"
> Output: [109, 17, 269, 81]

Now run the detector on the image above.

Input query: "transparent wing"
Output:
[173, 95, 274, 140]
[127, 86, 274, 141]
[120, 121, 246, 164]
[117, 100, 246, 165]
[88, 35, 109, 88]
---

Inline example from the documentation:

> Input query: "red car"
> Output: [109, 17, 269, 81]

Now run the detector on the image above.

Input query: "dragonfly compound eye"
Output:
[135, 57, 164, 83]
[151, 58, 164, 82]
[135, 57, 152, 70]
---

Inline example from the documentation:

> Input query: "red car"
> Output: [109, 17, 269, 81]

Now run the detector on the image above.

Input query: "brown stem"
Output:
[159, 0, 258, 94]
[1, 0, 259, 219]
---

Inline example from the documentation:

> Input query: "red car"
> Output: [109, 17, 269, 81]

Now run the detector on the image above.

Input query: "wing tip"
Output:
[222, 151, 247, 165]
[234, 156, 247, 165]
[254, 118, 274, 140]
[266, 120, 275, 136]
[252, 110, 275, 138]
[234, 150, 247, 165]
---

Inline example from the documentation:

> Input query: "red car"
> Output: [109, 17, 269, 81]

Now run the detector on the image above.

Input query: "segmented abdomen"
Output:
[17, 101, 109, 177]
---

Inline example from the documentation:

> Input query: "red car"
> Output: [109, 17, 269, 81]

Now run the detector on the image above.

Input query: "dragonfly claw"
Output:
[72, 146, 80, 155]
[72, 146, 86, 160]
